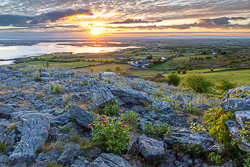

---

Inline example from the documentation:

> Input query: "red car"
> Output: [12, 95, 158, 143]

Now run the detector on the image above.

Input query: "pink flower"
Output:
[133, 132, 136, 135]
[122, 122, 126, 125]
[54, 81, 56, 84]
[114, 100, 116, 103]
[128, 116, 131, 120]
[69, 91, 71, 94]
[108, 114, 111, 117]
[88, 124, 92, 129]
[101, 122, 103, 124]
[90, 118, 92, 121]
[120, 106, 123, 110]
[94, 110, 98, 114]
[119, 114, 121, 117]
[103, 119, 106, 122]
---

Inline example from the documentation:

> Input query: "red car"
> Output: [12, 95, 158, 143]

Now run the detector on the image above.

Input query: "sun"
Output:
[90, 28, 101, 35]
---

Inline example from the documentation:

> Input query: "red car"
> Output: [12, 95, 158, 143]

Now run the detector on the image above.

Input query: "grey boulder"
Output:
[58, 142, 81, 164]
[152, 100, 171, 113]
[164, 128, 220, 152]
[138, 134, 165, 162]
[110, 87, 152, 105]
[68, 105, 94, 128]
[89, 153, 131, 167]
[10, 113, 50, 165]
[89, 78, 115, 108]
[40, 72, 51, 77]
[0, 106, 19, 119]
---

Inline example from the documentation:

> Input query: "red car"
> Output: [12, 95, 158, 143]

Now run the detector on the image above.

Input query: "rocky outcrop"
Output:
[36, 149, 61, 163]
[58, 142, 81, 164]
[152, 100, 171, 113]
[164, 128, 220, 152]
[89, 78, 115, 108]
[89, 153, 131, 167]
[9, 113, 50, 165]
[138, 134, 165, 162]
[0, 106, 19, 119]
[225, 120, 250, 152]
[110, 87, 152, 105]
[67, 105, 94, 128]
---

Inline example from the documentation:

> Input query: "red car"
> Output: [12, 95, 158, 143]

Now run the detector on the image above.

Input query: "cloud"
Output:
[30, 9, 93, 24]
[111, 19, 162, 24]
[0, 9, 92, 26]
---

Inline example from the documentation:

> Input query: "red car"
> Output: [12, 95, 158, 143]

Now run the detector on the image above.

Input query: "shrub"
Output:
[49, 82, 63, 94]
[103, 101, 120, 116]
[166, 74, 181, 86]
[33, 72, 41, 81]
[182, 70, 186, 74]
[115, 67, 120, 72]
[203, 107, 235, 149]
[185, 75, 213, 92]
[0, 141, 6, 153]
[177, 69, 181, 74]
[184, 104, 202, 115]
[90, 115, 130, 155]
[62, 93, 72, 103]
[217, 79, 236, 92]
[144, 121, 171, 138]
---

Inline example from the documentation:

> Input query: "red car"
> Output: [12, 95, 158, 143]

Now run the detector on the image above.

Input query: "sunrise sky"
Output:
[0, 0, 249, 38]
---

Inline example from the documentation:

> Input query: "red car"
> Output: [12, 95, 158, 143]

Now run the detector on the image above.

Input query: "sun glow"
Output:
[90, 28, 103, 35]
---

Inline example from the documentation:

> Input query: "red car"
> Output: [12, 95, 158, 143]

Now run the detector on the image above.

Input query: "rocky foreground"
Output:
[0, 66, 249, 167]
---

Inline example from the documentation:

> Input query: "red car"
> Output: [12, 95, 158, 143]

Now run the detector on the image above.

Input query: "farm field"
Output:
[19, 61, 101, 68]
[163, 69, 250, 87]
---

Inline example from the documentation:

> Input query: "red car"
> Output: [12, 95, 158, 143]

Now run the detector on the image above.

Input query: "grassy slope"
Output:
[164, 69, 250, 86]
[19, 61, 101, 68]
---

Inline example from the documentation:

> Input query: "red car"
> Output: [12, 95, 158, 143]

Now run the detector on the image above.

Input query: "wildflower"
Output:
[94, 110, 98, 114]
[114, 100, 116, 103]
[120, 106, 123, 110]
[90, 118, 92, 121]
[122, 122, 126, 125]
[54, 81, 56, 84]
[88, 124, 92, 129]
[133, 132, 136, 135]
[101, 122, 103, 124]
[108, 114, 111, 117]
[119, 114, 121, 117]
[69, 91, 71, 94]
[128, 116, 131, 120]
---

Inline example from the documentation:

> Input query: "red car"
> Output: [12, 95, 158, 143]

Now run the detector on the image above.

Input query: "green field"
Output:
[164, 69, 250, 86]
[78, 64, 132, 73]
[19, 61, 101, 68]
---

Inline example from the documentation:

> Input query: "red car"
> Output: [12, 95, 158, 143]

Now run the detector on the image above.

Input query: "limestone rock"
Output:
[10, 113, 50, 165]
[110, 87, 152, 105]
[89, 153, 131, 167]
[58, 142, 81, 164]
[68, 105, 94, 128]
[138, 134, 165, 162]
[89, 78, 115, 108]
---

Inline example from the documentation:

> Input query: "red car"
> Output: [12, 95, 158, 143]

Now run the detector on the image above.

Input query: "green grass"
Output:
[78, 64, 131, 73]
[164, 69, 250, 87]
[19, 61, 101, 68]
[132, 70, 165, 76]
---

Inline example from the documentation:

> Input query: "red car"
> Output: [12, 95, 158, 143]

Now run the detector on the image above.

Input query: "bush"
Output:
[185, 75, 213, 92]
[90, 114, 130, 155]
[103, 101, 120, 116]
[115, 67, 120, 72]
[144, 121, 171, 138]
[203, 107, 241, 165]
[182, 70, 186, 74]
[177, 69, 181, 74]
[166, 74, 181, 86]
[49, 82, 63, 94]
[62, 93, 72, 103]
[217, 79, 236, 92]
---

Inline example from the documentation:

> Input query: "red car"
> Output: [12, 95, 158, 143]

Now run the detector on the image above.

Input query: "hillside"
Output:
[0, 65, 249, 166]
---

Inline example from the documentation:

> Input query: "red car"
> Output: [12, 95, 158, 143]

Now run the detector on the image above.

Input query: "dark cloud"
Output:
[111, 19, 162, 24]
[30, 9, 93, 24]
[230, 17, 247, 21]
[0, 9, 92, 26]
